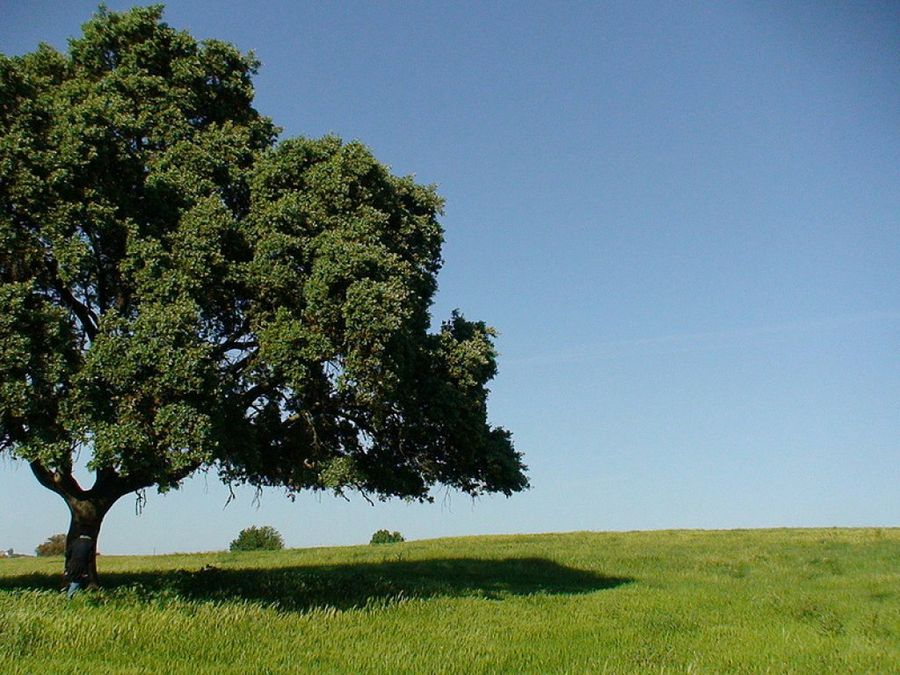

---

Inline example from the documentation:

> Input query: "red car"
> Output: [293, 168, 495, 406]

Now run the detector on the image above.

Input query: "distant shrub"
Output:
[370, 529, 405, 545]
[230, 525, 284, 552]
[35, 533, 67, 557]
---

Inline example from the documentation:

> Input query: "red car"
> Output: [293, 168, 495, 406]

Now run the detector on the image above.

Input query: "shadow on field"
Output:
[0, 557, 632, 612]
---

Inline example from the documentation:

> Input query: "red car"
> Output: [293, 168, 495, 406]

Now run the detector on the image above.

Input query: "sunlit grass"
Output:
[1, 528, 897, 673]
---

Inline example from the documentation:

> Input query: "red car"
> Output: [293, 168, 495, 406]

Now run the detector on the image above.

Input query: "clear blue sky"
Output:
[1, 1, 897, 555]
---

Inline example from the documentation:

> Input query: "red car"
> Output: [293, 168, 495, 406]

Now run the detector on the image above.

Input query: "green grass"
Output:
[1, 528, 897, 673]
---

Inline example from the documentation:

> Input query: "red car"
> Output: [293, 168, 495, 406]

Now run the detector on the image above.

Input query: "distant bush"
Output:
[370, 529, 405, 545]
[35, 533, 67, 557]
[230, 525, 284, 552]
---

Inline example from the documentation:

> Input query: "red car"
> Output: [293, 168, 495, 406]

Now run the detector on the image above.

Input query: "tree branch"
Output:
[54, 282, 99, 341]
[46, 258, 98, 341]
[89, 459, 204, 502]
[224, 349, 257, 377]
[90, 465, 148, 500]
[242, 381, 274, 406]
[212, 315, 254, 359]
[29, 459, 87, 500]
[219, 340, 257, 354]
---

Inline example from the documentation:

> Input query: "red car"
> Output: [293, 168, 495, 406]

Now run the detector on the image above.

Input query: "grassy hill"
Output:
[1, 528, 897, 672]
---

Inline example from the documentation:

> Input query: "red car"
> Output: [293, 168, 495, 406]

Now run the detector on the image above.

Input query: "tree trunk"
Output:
[65, 496, 114, 588]
[29, 459, 195, 587]
[30, 460, 149, 588]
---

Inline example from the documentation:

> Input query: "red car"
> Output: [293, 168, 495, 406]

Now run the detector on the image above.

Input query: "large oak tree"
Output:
[0, 6, 527, 583]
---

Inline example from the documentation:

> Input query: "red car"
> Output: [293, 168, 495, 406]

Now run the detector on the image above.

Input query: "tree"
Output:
[370, 529, 404, 545]
[35, 533, 68, 556]
[0, 6, 527, 585]
[230, 525, 284, 552]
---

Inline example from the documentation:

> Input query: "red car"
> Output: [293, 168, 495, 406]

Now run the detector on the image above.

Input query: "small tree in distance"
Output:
[35, 533, 67, 557]
[370, 529, 404, 545]
[230, 526, 284, 552]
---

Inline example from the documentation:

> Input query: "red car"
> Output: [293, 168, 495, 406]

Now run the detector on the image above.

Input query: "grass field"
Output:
[1, 528, 897, 673]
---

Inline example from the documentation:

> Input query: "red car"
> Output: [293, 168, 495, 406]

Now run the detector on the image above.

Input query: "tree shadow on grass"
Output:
[0, 557, 632, 612]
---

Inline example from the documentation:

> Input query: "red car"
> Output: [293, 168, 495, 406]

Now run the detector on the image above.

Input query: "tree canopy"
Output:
[230, 526, 284, 552]
[0, 6, 527, 572]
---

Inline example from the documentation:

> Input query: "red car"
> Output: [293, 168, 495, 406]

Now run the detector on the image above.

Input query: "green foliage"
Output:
[34, 533, 67, 557]
[229, 525, 284, 552]
[0, 529, 897, 672]
[0, 6, 527, 518]
[370, 529, 404, 545]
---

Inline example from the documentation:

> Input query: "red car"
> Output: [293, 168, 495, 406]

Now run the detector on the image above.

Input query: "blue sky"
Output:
[1, 1, 897, 555]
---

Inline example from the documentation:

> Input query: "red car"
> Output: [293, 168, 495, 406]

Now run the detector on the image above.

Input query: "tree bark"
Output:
[65, 496, 115, 587]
